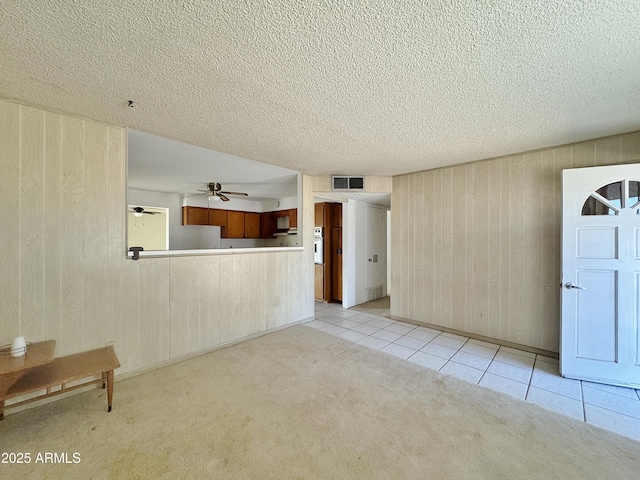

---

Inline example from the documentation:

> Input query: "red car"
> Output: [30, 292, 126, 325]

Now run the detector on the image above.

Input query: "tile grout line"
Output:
[579, 380, 587, 423]
[475, 346, 499, 385]
[523, 355, 536, 402]
[315, 304, 640, 439]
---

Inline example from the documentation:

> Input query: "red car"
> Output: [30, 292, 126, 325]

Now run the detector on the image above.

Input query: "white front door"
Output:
[561, 164, 640, 388]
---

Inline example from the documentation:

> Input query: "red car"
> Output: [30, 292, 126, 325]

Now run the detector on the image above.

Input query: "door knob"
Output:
[565, 282, 586, 290]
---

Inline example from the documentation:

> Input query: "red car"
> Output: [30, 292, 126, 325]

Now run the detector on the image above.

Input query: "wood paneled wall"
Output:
[392, 131, 640, 352]
[0, 99, 313, 377]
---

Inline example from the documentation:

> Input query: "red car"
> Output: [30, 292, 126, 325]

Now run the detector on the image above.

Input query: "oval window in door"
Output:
[581, 180, 640, 216]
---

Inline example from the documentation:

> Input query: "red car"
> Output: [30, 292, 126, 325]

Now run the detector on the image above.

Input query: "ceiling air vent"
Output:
[332, 176, 365, 191]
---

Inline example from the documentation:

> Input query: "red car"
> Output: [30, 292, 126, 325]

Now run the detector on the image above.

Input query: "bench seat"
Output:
[0, 346, 120, 419]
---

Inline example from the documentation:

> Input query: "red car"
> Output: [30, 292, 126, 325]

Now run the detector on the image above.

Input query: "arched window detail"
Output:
[581, 180, 640, 215]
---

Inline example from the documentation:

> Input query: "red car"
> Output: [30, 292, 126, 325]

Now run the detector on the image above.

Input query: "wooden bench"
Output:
[0, 345, 120, 420]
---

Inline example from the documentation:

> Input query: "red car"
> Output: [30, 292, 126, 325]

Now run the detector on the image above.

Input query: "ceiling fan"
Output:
[187, 182, 249, 202]
[129, 206, 161, 217]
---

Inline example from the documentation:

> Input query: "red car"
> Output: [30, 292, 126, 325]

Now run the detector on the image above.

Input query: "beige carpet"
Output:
[1, 325, 639, 479]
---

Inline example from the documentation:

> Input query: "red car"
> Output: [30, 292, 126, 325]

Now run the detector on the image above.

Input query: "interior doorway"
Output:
[314, 201, 343, 304]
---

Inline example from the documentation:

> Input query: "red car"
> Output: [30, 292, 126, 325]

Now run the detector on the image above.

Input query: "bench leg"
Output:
[106, 370, 114, 413]
[0, 400, 4, 421]
[101, 372, 106, 389]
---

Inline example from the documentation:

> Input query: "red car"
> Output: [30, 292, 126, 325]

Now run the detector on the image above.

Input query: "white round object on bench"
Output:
[10, 336, 27, 357]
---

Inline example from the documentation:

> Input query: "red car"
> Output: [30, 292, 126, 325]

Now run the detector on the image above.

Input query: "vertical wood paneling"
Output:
[43, 112, 62, 343]
[139, 258, 170, 365]
[541, 149, 559, 350]
[595, 137, 620, 166]
[499, 157, 511, 342]
[119, 260, 140, 371]
[440, 168, 453, 327]
[19, 107, 45, 340]
[472, 162, 489, 334]
[391, 131, 640, 352]
[59, 116, 84, 355]
[0, 101, 20, 341]
[451, 166, 466, 330]
[198, 256, 217, 350]
[424, 172, 435, 323]
[523, 152, 543, 346]
[508, 156, 525, 343]
[432, 170, 443, 324]
[106, 125, 125, 355]
[83, 121, 110, 350]
[0, 99, 313, 397]
[620, 134, 640, 163]
[413, 172, 425, 321]
[571, 142, 595, 169]
[487, 159, 502, 340]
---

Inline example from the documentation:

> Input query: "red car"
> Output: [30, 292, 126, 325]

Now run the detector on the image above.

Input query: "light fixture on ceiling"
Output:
[133, 210, 144, 217]
[208, 195, 222, 202]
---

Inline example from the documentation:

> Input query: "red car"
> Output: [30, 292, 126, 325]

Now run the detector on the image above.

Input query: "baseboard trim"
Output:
[390, 315, 559, 359]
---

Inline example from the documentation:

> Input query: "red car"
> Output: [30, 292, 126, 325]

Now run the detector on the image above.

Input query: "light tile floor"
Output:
[309, 302, 640, 442]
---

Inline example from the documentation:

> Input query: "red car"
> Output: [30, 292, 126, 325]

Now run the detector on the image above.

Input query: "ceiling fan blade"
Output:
[144, 211, 161, 215]
[218, 193, 230, 202]
[220, 191, 248, 196]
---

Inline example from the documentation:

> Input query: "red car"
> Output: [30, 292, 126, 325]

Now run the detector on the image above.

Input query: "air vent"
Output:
[332, 176, 365, 191]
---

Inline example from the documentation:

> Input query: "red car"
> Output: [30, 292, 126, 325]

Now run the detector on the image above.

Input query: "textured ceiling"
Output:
[1, 1, 639, 176]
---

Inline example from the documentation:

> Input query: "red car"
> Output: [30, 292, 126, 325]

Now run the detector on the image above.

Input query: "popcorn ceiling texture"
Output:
[1, 0, 639, 175]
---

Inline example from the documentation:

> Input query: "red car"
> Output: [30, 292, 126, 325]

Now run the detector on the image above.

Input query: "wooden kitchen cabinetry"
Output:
[209, 209, 227, 227]
[288, 208, 297, 228]
[182, 206, 209, 225]
[272, 208, 297, 229]
[244, 213, 261, 238]
[226, 211, 245, 238]
[183, 206, 296, 239]
[260, 212, 274, 238]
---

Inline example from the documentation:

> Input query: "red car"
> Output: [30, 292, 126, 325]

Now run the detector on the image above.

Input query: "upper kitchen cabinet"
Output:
[182, 206, 209, 225]
[332, 203, 342, 227]
[209, 209, 228, 227]
[288, 208, 298, 228]
[244, 213, 261, 238]
[225, 211, 245, 238]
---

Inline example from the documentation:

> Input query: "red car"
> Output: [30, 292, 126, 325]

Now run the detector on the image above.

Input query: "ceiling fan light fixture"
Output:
[209, 195, 221, 202]
[133, 211, 144, 217]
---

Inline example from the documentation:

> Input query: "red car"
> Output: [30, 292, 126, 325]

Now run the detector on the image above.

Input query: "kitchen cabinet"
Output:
[244, 213, 261, 238]
[315, 204, 323, 227]
[182, 206, 209, 225]
[260, 212, 273, 238]
[225, 211, 245, 238]
[332, 203, 342, 227]
[272, 208, 297, 229]
[288, 208, 298, 228]
[183, 206, 294, 239]
[208, 209, 227, 227]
